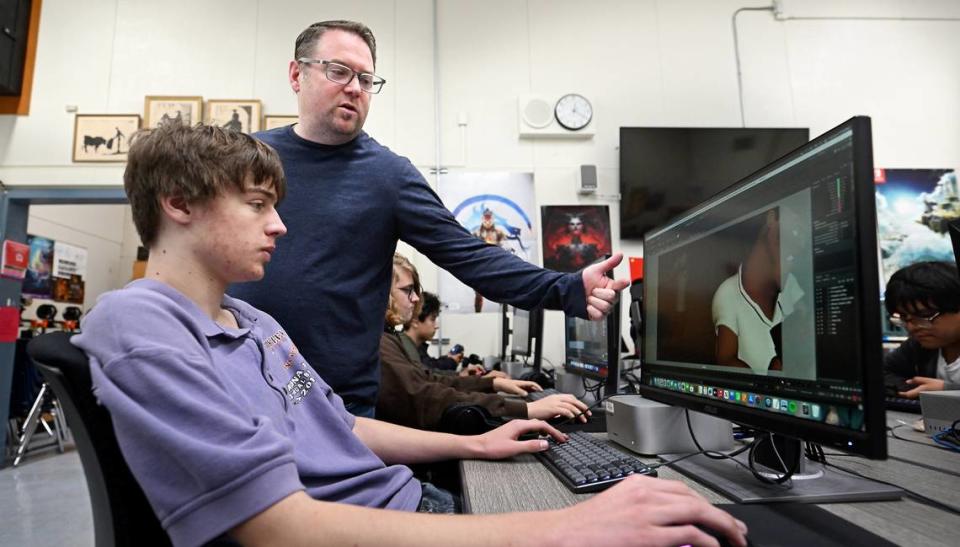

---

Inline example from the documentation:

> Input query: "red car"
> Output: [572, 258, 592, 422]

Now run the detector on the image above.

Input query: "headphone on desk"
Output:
[438, 404, 504, 435]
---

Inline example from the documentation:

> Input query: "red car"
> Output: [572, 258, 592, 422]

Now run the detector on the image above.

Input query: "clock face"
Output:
[554, 93, 593, 131]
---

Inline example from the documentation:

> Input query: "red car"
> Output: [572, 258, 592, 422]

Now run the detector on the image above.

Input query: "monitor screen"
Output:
[620, 127, 809, 240]
[511, 307, 531, 358]
[564, 315, 610, 378]
[640, 117, 886, 458]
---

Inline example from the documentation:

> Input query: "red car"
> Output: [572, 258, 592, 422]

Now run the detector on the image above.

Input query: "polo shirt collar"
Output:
[125, 278, 256, 339]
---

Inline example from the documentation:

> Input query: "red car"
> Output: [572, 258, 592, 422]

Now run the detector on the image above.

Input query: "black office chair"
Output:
[27, 331, 173, 547]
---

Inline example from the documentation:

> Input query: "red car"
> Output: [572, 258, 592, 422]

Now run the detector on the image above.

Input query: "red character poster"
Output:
[541, 205, 611, 273]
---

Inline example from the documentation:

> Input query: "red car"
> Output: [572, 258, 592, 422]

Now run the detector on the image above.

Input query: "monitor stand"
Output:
[666, 451, 902, 503]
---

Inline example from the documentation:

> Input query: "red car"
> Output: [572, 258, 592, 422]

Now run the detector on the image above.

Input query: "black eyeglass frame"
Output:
[297, 58, 387, 94]
[889, 310, 942, 329]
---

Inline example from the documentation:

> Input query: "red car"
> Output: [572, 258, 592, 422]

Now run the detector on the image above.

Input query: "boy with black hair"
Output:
[72, 122, 746, 547]
[884, 261, 960, 398]
[402, 291, 461, 372]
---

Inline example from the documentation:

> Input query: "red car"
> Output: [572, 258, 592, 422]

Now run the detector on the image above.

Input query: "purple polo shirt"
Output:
[72, 279, 420, 547]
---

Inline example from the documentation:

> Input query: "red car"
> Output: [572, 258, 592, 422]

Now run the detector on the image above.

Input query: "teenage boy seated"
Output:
[884, 261, 960, 398]
[72, 123, 746, 547]
[402, 290, 505, 378]
[378, 254, 592, 430]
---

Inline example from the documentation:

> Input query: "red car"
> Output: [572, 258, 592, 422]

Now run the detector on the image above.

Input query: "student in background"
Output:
[379, 255, 592, 430]
[884, 261, 960, 398]
[402, 291, 506, 378]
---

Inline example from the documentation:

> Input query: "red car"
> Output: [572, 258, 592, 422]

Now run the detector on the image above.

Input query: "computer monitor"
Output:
[620, 126, 809, 239]
[510, 306, 544, 371]
[639, 117, 897, 503]
[498, 303, 509, 363]
[564, 299, 621, 398]
[948, 220, 960, 274]
[511, 308, 532, 358]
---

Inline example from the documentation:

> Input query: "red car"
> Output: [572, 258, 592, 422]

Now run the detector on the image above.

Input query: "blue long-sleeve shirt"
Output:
[230, 127, 586, 409]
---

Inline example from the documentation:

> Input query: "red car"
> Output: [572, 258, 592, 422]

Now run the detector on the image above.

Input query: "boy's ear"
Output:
[159, 194, 194, 226]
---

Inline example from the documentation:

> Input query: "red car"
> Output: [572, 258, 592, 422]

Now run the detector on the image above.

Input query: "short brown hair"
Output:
[386, 253, 421, 328]
[295, 20, 377, 67]
[124, 123, 286, 247]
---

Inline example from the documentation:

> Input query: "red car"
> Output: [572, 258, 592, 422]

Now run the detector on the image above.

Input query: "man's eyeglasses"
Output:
[397, 285, 418, 301]
[889, 311, 942, 329]
[297, 58, 386, 94]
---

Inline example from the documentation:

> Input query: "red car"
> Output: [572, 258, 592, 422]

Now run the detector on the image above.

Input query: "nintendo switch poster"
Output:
[437, 172, 538, 314]
[875, 168, 957, 286]
[541, 205, 612, 273]
[23, 235, 55, 298]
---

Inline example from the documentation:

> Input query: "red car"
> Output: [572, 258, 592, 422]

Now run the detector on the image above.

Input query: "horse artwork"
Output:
[73, 114, 141, 162]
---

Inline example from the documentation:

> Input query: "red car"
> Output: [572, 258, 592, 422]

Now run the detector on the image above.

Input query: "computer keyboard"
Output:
[527, 388, 562, 401]
[885, 395, 922, 413]
[534, 431, 656, 493]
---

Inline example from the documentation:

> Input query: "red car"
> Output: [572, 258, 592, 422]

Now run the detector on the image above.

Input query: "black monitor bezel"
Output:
[510, 307, 533, 359]
[639, 116, 887, 459]
[563, 273, 621, 397]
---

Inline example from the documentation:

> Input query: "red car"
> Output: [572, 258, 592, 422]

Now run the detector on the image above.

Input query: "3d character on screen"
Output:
[711, 208, 804, 374]
[472, 208, 509, 312]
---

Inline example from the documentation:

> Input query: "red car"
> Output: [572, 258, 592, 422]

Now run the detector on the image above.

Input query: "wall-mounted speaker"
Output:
[578, 164, 598, 195]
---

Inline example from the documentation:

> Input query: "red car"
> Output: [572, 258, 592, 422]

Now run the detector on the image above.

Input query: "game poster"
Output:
[23, 235, 55, 298]
[541, 205, 612, 273]
[437, 172, 538, 314]
[53, 241, 88, 280]
[875, 168, 957, 285]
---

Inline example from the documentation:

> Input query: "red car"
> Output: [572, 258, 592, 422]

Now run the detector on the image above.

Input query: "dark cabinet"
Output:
[0, 0, 31, 96]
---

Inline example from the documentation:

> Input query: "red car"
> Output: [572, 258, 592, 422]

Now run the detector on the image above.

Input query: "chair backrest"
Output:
[27, 332, 172, 547]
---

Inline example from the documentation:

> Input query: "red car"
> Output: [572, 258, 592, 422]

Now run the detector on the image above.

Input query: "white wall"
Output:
[1, 0, 958, 366]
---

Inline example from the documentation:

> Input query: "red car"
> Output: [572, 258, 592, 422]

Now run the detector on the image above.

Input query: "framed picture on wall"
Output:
[263, 115, 298, 131]
[72, 114, 141, 162]
[143, 95, 203, 128]
[205, 99, 262, 133]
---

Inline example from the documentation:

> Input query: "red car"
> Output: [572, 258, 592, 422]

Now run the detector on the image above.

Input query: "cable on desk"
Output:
[932, 419, 960, 452]
[889, 454, 960, 478]
[820, 459, 960, 517]
[818, 447, 960, 478]
[888, 424, 955, 451]
[683, 409, 797, 487]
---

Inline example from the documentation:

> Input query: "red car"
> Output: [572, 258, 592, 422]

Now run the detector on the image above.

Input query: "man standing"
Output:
[230, 20, 627, 417]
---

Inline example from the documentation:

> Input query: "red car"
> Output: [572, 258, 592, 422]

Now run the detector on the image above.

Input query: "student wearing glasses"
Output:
[379, 254, 591, 430]
[883, 261, 960, 398]
[228, 20, 629, 419]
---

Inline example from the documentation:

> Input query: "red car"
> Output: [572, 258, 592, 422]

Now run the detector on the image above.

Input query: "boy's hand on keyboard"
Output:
[900, 376, 944, 399]
[527, 394, 591, 422]
[553, 475, 749, 547]
[474, 419, 568, 460]
[493, 378, 542, 396]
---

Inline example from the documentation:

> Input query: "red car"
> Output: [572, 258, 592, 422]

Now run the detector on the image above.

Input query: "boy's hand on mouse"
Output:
[527, 394, 591, 423]
[473, 419, 567, 460]
[900, 376, 945, 399]
[546, 475, 748, 547]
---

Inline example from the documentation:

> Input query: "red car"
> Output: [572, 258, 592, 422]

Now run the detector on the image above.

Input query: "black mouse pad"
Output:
[715, 503, 897, 547]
